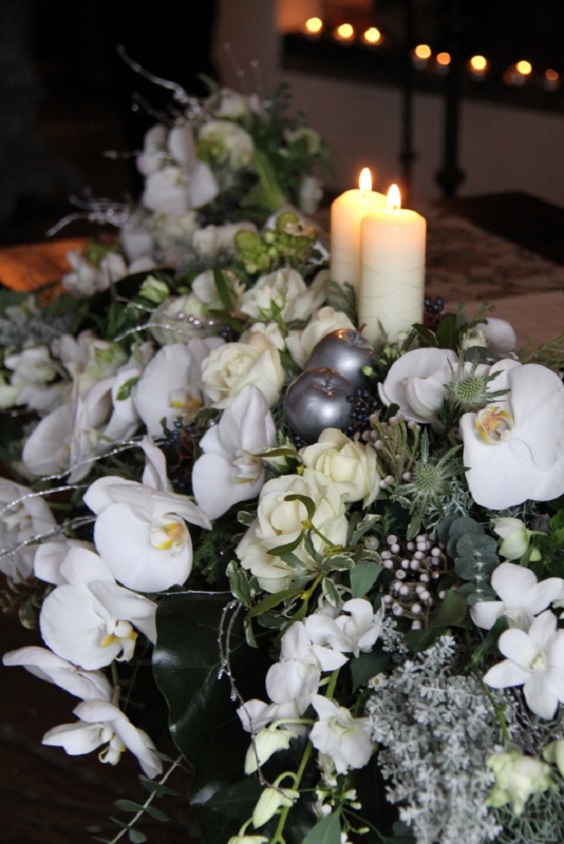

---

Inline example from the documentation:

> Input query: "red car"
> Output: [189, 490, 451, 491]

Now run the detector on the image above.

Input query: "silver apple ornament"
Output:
[304, 329, 374, 387]
[284, 367, 356, 443]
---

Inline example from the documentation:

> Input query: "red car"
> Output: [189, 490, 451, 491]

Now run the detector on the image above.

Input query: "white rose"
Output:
[236, 471, 348, 593]
[201, 332, 284, 409]
[240, 267, 324, 324]
[299, 428, 381, 507]
[198, 120, 254, 170]
[286, 306, 356, 367]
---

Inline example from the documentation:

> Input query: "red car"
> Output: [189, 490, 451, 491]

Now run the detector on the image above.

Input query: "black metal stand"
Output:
[435, 0, 466, 197]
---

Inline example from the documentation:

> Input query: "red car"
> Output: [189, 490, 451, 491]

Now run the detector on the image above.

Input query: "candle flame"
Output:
[387, 184, 401, 211]
[359, 167, 372, 192]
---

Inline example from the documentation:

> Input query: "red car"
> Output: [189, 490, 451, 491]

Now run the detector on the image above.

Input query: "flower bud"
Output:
[252, 785, 299, 828]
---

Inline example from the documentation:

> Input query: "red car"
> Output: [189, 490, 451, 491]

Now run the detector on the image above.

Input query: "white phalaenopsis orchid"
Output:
[470, 562, 564, 631]
[42, 698, 163, 778]
[84, 441, 211, 592]
[141, 123, 219, 215]
[133, 339, 223, 436]
[461, 362, 564, 509]
[192, 384, 276, 520]
[39, 547, 157, 670]
[34, 537, 95, 586]
[483, 609, 564, 719]
[2, 646, 113, 701]
[0, 478, 57, 581]
[310, 695, 373, 774]
[21, 360, 143, 482]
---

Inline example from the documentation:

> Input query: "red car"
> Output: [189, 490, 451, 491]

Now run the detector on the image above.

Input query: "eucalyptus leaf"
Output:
[350, 560, 382, 598]
[302, 810, 342, 844]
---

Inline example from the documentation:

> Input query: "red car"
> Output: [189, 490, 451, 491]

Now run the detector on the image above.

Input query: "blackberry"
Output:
[345, 387, 382, 438]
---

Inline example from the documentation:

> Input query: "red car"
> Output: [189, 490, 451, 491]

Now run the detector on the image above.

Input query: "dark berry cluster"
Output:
[423, 295, 445, 330]
[345, 387, 382, 438]
[160, 419, 201, 495]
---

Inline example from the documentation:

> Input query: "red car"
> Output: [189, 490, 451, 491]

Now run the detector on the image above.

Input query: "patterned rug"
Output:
[422, 204, 564, 302]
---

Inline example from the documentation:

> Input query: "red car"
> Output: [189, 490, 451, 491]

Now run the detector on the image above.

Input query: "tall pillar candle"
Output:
[330, 168, 386, 293]
[358, 184, 426, 343]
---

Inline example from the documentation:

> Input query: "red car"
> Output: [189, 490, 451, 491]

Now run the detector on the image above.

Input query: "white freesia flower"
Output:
[488, 750, 554, 816]
[39, 547, 157, 670]
[244, 724, 298, 774]
[470, 562, 564, 631]
[236, 471, 348, 593]
[310, 695, 373, 774]
[460, 362, 564, 509]
[492, 516, 542, 561]
[378, 347, 459, 423]
[0, 478, 57, 580]
[286, 306, 356, 368]
[305, 599, 383, 658]
[201, 331, 285, 409]
[84, 449, 211, 592]
[252, 785, 299, 828]
[3, 345, 64, 413]
[192, 384, 276, 520]
[237, 698, 300, 735]
[266, 620, 346, 715]
[483, 609, 564, 719]
[299, 428, 381, 507]
[133, 339, 223, 436]
[2, 646, 113, 701]
[43, 698, 163, 778]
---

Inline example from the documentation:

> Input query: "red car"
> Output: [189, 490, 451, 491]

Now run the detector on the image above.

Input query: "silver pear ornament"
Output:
[284, 367, 355, 443]
[304, 329, 374, 387]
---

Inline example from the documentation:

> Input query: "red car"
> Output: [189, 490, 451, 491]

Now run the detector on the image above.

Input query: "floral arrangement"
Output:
[1, 72, 564, 844]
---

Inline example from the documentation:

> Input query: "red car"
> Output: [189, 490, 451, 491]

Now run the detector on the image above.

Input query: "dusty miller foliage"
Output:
[366, 630, 513, 844]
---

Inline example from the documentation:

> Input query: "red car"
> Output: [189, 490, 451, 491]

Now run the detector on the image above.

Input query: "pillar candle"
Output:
[330, 168, 386, 292]
[358, 184, 426, 343]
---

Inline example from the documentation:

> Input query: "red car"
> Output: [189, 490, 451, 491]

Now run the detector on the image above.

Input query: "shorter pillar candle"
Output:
[358, 184, 426, 343]
[330, 168, 386, 293]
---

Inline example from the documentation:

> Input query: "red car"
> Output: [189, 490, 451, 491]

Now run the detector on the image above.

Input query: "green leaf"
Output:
[350, 560, 382, 598]
[248, 585, 305, 618]
[153, 592, 270, 802]
[115, 800, 147, 813]
[213, 267, 235, 311]
[302, 810, 342, 844]
[204, 777, 263, 819]
[350, 649, 389, 692]
[143, 805, 170, 822]
[139, 775, 179, 797]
